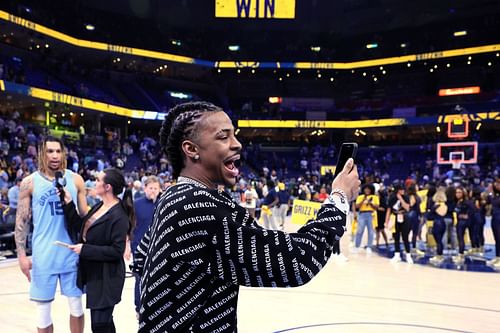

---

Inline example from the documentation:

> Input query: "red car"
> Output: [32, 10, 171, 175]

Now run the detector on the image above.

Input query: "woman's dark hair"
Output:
[445, 185, 456, 203]
[159, 102, 223, 179]
[103, 168, 136, 237]
[407, 184, 417, 196]
[454, 185, 468, 201]
[426, 183, 437, 199]
[471, 187, 482, 201]
[362, 183, 375, 194]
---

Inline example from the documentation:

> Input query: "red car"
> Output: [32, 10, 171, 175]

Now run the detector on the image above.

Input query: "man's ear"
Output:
[181, 140, 199, 160]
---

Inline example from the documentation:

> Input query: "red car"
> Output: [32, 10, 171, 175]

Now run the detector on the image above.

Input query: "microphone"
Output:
[54, 171, 66, 202]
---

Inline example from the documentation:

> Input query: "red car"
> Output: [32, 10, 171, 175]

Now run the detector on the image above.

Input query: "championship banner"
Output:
[291, 199, 322, 225]
[215, 0, 296, 19]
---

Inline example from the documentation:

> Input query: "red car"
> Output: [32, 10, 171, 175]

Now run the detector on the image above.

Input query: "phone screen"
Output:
[333, 143, 358, 178]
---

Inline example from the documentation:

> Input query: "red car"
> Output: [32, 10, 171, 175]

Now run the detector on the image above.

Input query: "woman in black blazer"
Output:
[61, 168, 135, 333]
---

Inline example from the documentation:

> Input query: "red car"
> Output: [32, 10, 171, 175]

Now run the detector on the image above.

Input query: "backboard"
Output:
[437, 141, 478, 165]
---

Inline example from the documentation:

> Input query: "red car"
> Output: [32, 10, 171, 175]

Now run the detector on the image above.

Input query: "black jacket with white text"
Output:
[134, 183, 348, 333]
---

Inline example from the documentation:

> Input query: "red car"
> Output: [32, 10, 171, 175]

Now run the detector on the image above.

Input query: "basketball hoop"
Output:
[451, 160, 462, 170]
[450, 151, 464, 170]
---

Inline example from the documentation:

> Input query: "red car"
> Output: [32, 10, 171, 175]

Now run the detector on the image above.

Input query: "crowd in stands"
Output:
[0, 110, 498, 267]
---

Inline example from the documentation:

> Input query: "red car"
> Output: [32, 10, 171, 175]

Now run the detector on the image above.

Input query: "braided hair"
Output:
[160, 102, 222, 179]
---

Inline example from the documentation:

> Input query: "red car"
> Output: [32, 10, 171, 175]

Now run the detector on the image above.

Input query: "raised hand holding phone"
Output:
[333, 143, 358, 179]
[331, 157, 361, 202]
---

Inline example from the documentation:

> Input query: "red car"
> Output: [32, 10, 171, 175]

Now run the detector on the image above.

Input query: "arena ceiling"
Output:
[1, 0, 499, 61]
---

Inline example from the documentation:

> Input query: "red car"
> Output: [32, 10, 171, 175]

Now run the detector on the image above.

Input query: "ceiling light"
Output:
[407, 63, 411, 67]
[310, 46, 321, 52]
[268, 97, 282, 104]
[297, 69, 301, 74]
[330, 77, 334, 82]
[400, 43, 407, 48]
[488, 62, 492, 66]
[447, 63, 451, 68]
[366, 43, 378, 49]
[228, 45, 240, 51]
[453, 30, 467, 37]
[85, 24, 95, 31]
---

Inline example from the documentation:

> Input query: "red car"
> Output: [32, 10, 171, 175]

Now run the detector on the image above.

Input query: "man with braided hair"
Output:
[134, 102, 360, 332]
[15, 136, 88, 333]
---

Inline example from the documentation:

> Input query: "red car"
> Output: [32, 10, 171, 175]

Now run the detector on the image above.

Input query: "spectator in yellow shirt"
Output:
[354, 184, 379, 253]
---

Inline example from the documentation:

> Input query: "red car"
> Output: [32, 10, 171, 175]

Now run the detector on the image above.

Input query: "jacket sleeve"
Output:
[62, 201, 84, 243]
[208, 199, 346, 288]
[80, 211, 129, 261]
[164, 189, 348, 288]
[132, 227, 150, 275]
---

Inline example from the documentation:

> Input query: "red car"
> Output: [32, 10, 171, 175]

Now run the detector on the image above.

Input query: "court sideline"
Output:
[1, 228, 499, 333]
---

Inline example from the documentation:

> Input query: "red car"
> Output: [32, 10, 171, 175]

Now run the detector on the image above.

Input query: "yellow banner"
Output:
[49, 128, 80, 141]
[215, 0, 295, 19]
[237, 118, 407, 129]
[320, 165, 336, 176]
[290, 199, 322, 225]
[28, 86, 145, 118]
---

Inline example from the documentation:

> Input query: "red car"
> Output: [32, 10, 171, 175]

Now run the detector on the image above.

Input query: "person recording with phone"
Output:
[58, 168, 135, 333]
[354, 184, 379, 253]
[386, 184, 413, 263]
[14, 136, 87, 333]
[133, 102, 360, 332]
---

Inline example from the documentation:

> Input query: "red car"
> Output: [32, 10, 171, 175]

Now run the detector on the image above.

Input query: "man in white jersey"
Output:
[15, 136, 88, 333]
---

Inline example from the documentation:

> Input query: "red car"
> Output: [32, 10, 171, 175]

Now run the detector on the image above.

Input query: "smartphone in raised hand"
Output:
[333, 142, 358, 179]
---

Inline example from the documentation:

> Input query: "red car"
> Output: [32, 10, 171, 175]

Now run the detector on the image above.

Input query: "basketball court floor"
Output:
[1, 221, 499, 333]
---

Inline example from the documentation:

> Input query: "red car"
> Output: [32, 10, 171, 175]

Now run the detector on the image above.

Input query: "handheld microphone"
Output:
[54, 171, 66, 202]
